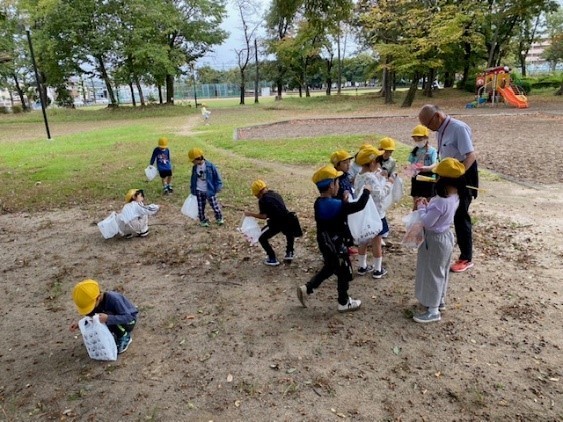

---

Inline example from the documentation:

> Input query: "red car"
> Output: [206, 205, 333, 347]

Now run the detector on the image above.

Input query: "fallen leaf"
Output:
[393, 346, 401, 355]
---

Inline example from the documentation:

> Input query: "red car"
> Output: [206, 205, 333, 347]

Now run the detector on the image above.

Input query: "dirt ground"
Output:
[1, 102, 562, 421]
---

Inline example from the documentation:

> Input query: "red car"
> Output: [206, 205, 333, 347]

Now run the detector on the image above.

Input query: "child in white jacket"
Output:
[353, 146, 395, 279]
[118, 189, 159, 238]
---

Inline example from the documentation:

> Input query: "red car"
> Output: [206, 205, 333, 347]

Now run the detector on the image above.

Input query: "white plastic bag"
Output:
[237, 216, 262, 245]
[392, 176, 404, 203]
[381, 190, 393, 212]
[78, 314, 118, 361]
[144, 165, 158, 182]
[97, 212, 120, 239]
[347, 196, 382, 245]
[181, 194, 199, 220]
[401, 210, 425, 249]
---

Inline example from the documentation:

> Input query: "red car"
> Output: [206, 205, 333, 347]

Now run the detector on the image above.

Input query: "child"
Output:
[117, 189, 159, 238]
[245, 180, 296, 266]
[150, 137, 173, 194]
[354, 146, 395, 279]
[378, 137, 397, 177]
[331, 150, 357, 255]
[188, 147, 224, 227]
[201, 104, 211, 125]
[412, 158, 465, 323]
[408, 125, 438, 210]
[296, 165, 372, 313]
[70, 279, 138, 354]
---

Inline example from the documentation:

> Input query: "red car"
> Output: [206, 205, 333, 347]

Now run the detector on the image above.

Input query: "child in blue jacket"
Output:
[150, 137, 173, 194]
[188, 148, 224, 227]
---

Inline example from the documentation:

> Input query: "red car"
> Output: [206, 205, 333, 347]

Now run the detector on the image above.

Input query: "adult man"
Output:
[418, 104, 478, 273]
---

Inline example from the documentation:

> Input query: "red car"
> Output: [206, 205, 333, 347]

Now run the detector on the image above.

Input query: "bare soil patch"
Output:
[0, 105, 562, 421]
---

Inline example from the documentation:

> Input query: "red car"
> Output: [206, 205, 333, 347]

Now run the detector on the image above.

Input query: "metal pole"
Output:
[26, 29, 51, 140]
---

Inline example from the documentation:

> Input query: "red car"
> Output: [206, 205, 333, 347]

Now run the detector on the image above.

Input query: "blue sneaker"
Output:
[117, 334, 132, 354]
[413, 311, 441, 324]
[264, 257, 280, 266]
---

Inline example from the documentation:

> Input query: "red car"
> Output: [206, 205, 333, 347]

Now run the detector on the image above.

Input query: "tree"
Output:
[232, 0, 262, 105]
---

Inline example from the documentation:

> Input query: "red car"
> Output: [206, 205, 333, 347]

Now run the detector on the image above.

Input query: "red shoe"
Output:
[450, 259, 474, 273]
[348, 247, 358, 256]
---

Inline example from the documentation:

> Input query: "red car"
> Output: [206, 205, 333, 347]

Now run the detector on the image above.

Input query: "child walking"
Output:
[331, 149, 357, 255]
[245, 180, 297, 266]
[297, 165, 373, 313]
[70, 279, 138, 354]
[413, 158, 465, 323]
[201, 104, 211, 125]
[408, 125, 438, 210]
[188, 147, 224, 227]
[117, 189, 159, 238]
[150, 137, 174, 194]
[353, 146, 395, 279]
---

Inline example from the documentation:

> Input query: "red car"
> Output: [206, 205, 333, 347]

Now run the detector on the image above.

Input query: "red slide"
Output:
[497, 86, 528, 109]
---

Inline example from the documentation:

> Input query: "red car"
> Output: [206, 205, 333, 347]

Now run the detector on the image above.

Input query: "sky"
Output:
[199, 0, 271, 70]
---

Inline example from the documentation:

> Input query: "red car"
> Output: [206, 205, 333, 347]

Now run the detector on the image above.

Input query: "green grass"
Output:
[0, 88, 556, 212]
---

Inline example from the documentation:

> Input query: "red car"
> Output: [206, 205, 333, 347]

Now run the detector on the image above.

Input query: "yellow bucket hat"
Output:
[312, 165, 343, 184]
[433, 157, 466, 178]
[251, 179, 267, 197]
[72, 279, 100, 316]
[355, 146, 383, 166]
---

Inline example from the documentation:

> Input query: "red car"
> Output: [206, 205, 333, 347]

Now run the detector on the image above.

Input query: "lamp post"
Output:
[25, 27, 51, 140]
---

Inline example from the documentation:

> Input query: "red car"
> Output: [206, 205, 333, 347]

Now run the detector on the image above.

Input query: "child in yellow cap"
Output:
[378, 137, 397, 177]
[296, 165, 373, 313]
[150, 137, 174, 194]
[117, 189, 159, 238]
[407, 125, 438, 210]
[188, 148, 224, 227]
[70, 279, 138, 354]
[245, 180, 299, 266]
[201, 104, 211, 125]
[412, 158, 465, 324]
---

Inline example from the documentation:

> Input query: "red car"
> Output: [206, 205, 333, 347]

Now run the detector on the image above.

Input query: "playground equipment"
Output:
[466, 66, 528, 109]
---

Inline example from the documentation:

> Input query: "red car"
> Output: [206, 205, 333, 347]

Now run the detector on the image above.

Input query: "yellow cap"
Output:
[125, 188, 142, 202]
[312, 165, 343, 184]
[158, 137, 168, 148]
[330, 150, 353, 166]
[412, 125, 429, 138]
[378, 137, 396, 151]
[72, 279, 100, 316]
[355, 146, 383, 166]
[251, 179, 267, 197]
[433, 157, 466, 178]
[188, 147, 204, 161]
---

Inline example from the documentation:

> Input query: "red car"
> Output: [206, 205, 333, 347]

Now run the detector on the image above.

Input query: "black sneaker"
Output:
[372, 267, 388, 279]
[357, 265, 373, 276]
[284, 251, 294, 262]
[117, 334, 132, 354]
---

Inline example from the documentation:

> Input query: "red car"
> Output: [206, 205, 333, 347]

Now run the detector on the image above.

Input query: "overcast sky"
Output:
[200, 0, 271, 70]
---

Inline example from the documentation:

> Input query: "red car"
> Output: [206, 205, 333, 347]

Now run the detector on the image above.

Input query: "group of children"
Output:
[76, 122, 465, 359]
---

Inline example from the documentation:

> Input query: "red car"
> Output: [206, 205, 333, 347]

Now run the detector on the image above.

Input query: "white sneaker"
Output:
[337, 297, 361, 313]
[296, 285, 308, 308]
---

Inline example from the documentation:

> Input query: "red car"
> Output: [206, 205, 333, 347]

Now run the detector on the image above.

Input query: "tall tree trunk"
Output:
[12, 72, 28, 111]
[337, 26, 342, 95]
[254, 39, 259, 104]
[128, 83, 136, 107]
[157, 85, 163, 104]
[461, 41, 472, 89]
[325, 58, 333, 96]
[383, 68, 393, 104]
[424, 70, 435, 98]
[444, 71, 454, 88]
[95, 55, 116, 106]
[165, 74, 174, 104]
[401, 73, 420, 108]
[239, 70, 245, 105]
[134, 76, 145, 106]
[306, 83, 310, 97]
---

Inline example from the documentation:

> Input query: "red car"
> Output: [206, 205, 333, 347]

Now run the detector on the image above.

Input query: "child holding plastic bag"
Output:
[150, 137, 174, 194]
[296, 165, 372, 313]
[117, 189, 159, 238]
[407, 125, 438, 210]
[70, 279, 138, 355]
[244, 180, 299, 266]
[412, 158, 465, 324]
[188, 147, 224, 227]
[353, 146, 395, 279]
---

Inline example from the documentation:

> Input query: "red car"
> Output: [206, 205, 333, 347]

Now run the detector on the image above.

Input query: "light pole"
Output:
[25, 27, 51, 140]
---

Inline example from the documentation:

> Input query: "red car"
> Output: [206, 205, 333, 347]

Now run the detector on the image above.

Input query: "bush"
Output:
[0, 106, 10, 114]
[12, 105, 23, 113]
[523, 75, 562, 90]
[457, 76, 476, 93]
